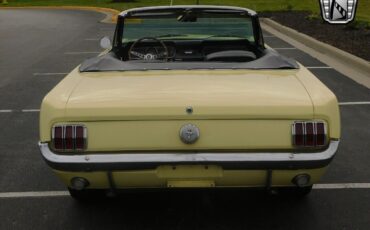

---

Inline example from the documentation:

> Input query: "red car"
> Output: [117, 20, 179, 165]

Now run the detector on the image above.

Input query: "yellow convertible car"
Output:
[39, 6, 340, 199]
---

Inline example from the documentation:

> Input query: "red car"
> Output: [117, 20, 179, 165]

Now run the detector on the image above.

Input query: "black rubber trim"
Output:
[42, 156, 334, 172]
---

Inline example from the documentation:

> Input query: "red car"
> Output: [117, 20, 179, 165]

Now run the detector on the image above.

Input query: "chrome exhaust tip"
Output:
[70, 177, 89, 190]
[292, 174, 311, 187]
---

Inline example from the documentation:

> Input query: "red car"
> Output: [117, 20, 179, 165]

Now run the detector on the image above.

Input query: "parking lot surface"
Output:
[0, 9, 369, 230]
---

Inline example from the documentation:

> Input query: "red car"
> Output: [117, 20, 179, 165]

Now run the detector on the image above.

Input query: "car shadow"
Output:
[67, 189, 317, 230]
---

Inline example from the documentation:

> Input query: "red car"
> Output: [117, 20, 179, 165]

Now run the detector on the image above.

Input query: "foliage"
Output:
[2, 0, 369, 22]
[305, 13, 320, 21]
[345, 20, 370, 30]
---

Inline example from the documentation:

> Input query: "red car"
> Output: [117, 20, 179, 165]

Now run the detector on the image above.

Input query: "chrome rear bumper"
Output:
[39, 140, 339, 171]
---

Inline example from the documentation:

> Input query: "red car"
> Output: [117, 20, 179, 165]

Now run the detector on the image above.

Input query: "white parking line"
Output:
[0, 110, 13, 113]
[0, 109, 39, 113]
[273, 47, 297, 50]
[307, 66, 333, 69]
[33, 73, 68, 76]
[21, 109, 40, 112]
[0, 183, 370, 198]
[313, 183, 370, 189]
[64, 51, 101, 55]
[339, 102, 370, 105]
[0, 191, 69, 198]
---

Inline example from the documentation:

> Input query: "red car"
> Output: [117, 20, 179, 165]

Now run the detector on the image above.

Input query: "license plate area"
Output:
[167, 180, 215, 188]
[157, 165, 222, 187]
[156, 165, 223, 179]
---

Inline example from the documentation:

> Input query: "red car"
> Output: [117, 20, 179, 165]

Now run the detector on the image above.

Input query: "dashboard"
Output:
[120, 39, 259, 62]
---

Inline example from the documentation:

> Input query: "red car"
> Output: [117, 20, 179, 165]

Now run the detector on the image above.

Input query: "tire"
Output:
[277, 185, 313, 197]
[294, 185, 313, 196]
[68, 188, 105, 201]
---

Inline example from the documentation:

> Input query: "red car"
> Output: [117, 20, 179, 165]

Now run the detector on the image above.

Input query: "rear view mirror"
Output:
[177, 12, 197, 22]
[100, 36, 112, 49]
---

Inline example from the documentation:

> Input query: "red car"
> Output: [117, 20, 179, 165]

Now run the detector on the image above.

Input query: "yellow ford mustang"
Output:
[39, 6, 340, 199]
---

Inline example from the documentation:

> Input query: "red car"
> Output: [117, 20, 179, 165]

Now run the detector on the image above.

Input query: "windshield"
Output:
[80, 7, 299, 71]
[122, 13, 255, 43]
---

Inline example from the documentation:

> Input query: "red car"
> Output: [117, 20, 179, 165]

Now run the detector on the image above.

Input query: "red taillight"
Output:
[52, 125, 87, 151]
[53, 126, 63, 149]
[65, 126, 74, 150]
[305, 122, 314, 146]
[292, 121, 327, 148]
[293, 122, 304, 146]
[75, 126, 86, 150]
[316, 122, 326, 146]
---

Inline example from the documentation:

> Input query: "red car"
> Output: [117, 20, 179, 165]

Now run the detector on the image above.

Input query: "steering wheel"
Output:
[128, 37, 169, 61]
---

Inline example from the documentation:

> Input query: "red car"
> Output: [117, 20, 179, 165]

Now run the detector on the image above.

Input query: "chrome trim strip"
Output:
[39, 140, 339, 171]
[83, 126, 88, 150]
[119, 6, 257, 17]
[303, 121, 307, 145]
[72, 125, 76, 150]
[323, 122, 328, 146]
[51, 126, 56, 148]
[62, 125, 66, 149]
[291, 122, 296, 145]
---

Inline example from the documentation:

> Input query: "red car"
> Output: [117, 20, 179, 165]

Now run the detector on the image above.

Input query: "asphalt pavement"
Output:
[0, 9, 369, 230]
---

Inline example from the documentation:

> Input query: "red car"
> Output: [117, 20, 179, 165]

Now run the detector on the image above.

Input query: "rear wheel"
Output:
[293, 185, 313, 196]
[68, 188, 106, 201]
[277, 185, 313, 197]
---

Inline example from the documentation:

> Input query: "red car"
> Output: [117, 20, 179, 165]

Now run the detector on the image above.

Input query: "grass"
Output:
[1, 0, 370, 23]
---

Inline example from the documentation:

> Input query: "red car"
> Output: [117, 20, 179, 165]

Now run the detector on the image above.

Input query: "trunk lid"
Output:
[65, 70, 313, 120]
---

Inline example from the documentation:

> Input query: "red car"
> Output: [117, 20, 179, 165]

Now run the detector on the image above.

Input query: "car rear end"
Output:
[38, 68, 340, 196]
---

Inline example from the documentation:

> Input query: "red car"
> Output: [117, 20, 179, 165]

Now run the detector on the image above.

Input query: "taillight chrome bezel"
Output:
[51, 124, 87, 152]
[292, 121, 328, 148]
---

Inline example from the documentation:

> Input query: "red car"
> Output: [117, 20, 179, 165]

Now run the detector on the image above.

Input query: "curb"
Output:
[0, 6, 120, 23]
[261, 18, 370, 77]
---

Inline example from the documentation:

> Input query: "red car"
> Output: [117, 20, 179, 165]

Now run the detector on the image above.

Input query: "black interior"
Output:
[116, 38, 262, 62]
[80, 7, 299, 72]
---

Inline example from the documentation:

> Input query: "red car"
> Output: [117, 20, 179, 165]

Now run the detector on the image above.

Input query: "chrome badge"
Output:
[319, 0, 358, 24]
[179, 124, 200, 144]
